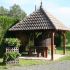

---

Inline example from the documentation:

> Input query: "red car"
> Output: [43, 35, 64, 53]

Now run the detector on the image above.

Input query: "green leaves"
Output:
[66, 32, 70, 44]
[0, 4, 26, 45]
[5, 38, 21, 47]
[0, 6, 9, 15]
[0, 16, 17, 45]
[3, 52, 21, 63]
[0, 4, 26, 58]
[9, 4, 26, 20]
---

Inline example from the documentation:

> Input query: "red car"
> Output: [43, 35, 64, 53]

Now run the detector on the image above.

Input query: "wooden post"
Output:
[63, 32, 66, 55]
[44, 47, 48, 58]
[51, 32, 55, 60]
[37, 51, 39, 57]
[45, 47, 48, 58]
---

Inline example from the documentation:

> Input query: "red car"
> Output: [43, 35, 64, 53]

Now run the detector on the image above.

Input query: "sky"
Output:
[0, 0, 70, 27]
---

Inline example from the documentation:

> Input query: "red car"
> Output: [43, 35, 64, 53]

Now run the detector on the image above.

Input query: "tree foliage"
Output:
[9, 4, 26, 20]
[5, 38, 21, 47]
[66, 32, 70, 44]
[3, 52, 20, 63]
[0, 16, 17, 44]
[0, 6, 9, 15]
[0, 16, 17, 58]
[0, 4, 26, 58]
[0, 4, 26, 45]
[54, 33, 62, 47]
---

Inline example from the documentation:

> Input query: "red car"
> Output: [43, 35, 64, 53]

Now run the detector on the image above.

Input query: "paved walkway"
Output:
[19, 54, 65, 60]
[9, 61, 70, 70]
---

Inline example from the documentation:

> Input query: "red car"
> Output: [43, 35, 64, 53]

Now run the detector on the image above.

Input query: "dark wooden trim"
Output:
[51, 32, 55, 60]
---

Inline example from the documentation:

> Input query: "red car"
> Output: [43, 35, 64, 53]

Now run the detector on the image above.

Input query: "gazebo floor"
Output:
[19, 54, 65, 60]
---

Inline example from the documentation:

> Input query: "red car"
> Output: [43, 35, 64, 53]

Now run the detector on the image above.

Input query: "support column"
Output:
[37, 52, 39, 57]
[63, 32, 66, 55]
[44, 47, 48, 58]
[45, 47, 48, 58]
[51, 32, 55, 60]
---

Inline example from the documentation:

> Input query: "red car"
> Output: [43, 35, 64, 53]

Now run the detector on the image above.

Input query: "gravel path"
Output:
[9, 61, 70, 70]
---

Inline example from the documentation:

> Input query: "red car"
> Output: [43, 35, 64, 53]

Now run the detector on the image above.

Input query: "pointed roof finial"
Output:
[40, 0, 42, 8]
[35, 5, 36, 11]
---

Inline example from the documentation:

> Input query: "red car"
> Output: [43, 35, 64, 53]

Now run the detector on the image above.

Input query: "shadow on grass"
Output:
[0, 62, 5, 66]
[0, 58, 6, 66]
[0, 59, 8, 70]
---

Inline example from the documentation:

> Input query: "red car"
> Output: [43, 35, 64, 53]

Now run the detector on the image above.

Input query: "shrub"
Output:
[5, 38, 21, 47]
[3, 52, 21, 63]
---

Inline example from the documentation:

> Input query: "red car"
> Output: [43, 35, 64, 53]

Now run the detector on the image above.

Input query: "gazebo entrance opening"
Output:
[27, 31, 49, 57]
[18, 31, 52, 57]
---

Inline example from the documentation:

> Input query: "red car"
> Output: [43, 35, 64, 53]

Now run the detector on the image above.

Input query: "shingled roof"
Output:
[9, 6, 69, 31]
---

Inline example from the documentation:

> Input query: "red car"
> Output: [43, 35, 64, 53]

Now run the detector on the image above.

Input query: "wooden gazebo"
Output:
[9, 3, 70, 60]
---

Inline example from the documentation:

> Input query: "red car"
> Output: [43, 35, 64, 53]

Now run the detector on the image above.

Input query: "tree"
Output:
[0, 16, 17, 44]
[9, 4, 26, 20]
[0, 16, 17, 58]
[54, 33, 62, 47]
[66, 32, 70, 44]
[0, 6, 9, 15]
[0, 5, 27, 58]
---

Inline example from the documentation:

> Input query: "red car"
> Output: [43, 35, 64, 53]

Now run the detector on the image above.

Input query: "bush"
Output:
[5, 38, 21, 47]
[3, 52, 21, 63]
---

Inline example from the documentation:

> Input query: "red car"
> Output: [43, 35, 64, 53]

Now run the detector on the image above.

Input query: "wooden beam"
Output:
[63, 32, 66, 55]
[51, 32, 55, 60]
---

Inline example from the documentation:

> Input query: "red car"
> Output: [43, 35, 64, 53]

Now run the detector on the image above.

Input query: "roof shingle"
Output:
[9, 7, 69, 31]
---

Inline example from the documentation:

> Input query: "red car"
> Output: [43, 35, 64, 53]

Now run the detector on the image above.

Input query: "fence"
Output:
[6, 47, 19, 53]
[6, 47, 19, 64]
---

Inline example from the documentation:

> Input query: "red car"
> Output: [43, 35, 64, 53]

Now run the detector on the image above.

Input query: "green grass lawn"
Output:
[56, 45, 70, 55]
[19, 45, 70, 66]
[19, 59, 51, 66]
[55, 45, 70, 62]
[58, 55, 70, 61]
